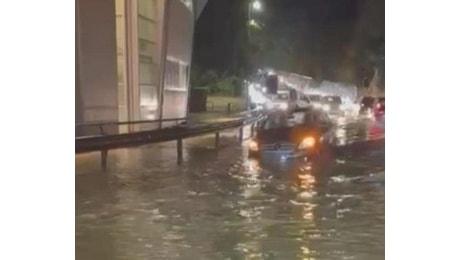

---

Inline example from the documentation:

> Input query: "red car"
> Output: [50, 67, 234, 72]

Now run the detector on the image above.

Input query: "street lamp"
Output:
[248, 0, 263, 39]
[252, 0, 262, 11]
[246, 0, 263, 111]
[248, 0, 262, 21]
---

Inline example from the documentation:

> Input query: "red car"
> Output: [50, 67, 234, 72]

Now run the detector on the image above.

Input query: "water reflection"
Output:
[76, 121, 384, 260]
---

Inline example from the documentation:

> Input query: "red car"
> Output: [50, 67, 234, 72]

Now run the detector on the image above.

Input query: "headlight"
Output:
[249, 140, 259, 151]
[339, 104, 345, 110]
[323, 105, 330, 111]
[280, 103, 288, 110]
[313, 103, 321, 108]
[298, 136, 316, 149]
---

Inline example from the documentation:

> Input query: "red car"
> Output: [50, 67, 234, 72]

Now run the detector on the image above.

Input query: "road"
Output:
[76, 118, 384, 260]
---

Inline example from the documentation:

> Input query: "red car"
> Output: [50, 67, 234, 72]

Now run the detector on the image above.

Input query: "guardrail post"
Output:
[101, 149, 108, 170]
[239, 126, 244, 143]
[227, 103, 232, 114]
[207, 101, 214, 111]
[177, 138, 183, 164]
[215, 132, 220, 148]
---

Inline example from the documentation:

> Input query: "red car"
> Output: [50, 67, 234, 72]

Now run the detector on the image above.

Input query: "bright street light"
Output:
[252, 0, 262, 11]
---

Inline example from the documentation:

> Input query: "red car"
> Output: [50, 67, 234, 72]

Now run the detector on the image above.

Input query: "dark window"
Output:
[361, 97, 375, 106]
[300, 94, 310, 102]
[307, 95, 321, 102]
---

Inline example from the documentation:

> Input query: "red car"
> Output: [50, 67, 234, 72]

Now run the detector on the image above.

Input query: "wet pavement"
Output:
[76, 118, 384, 260]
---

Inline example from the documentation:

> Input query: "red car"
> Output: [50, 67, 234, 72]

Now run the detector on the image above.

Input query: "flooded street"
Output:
[76, 120, 384, 260]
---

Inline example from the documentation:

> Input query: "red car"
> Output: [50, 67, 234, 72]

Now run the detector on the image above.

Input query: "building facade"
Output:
[76, 0, 207, 134]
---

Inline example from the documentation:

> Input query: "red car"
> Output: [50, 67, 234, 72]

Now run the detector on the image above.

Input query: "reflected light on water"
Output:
[336, 116, 346, 125]
[76, 119, 385, 259]
[247, 158, 260, 173]
[301, 245, 317, 260]
[241, 159, 263, 199]
[335, 127, 347, 146]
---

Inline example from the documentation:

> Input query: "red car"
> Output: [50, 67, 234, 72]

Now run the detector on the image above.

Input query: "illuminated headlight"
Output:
[249, 140, 259, 151]
[298, 136, 316, 149]
[323, 105, 330, 111]
[262, 87, 267, 93]
[279, 103, 288, 110]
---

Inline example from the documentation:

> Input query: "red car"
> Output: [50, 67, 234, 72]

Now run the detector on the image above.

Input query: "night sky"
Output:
[192, 0, 384, 84]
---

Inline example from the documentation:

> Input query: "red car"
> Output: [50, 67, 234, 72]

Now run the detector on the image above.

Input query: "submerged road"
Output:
[76, 118, 384, 260]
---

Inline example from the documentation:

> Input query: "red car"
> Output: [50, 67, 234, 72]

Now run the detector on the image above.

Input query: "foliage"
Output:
[190, 67, 243, 96]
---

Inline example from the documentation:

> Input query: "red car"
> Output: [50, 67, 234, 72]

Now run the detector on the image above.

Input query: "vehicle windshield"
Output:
[277, 93, 289, 100]
[262, 113, 292, 129]
[307, 95, 322, 102]
[324, 96, 342, 104]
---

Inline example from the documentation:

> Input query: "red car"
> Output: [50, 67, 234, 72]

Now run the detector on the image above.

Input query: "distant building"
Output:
[76, 0, 207, 133]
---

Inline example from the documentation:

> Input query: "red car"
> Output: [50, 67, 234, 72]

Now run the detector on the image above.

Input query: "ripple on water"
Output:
[76, 123, 384, 260]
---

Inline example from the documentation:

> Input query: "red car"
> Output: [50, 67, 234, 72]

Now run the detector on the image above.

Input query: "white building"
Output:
[76, 0, 207, 134]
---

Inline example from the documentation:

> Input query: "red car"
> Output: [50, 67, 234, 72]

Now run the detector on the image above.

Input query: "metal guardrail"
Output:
[75, 110, 265, 169]
[76, 117, 187, 136]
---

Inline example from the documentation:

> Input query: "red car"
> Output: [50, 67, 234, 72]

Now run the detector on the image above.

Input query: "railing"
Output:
[76, 117, 187, 137]
[75, 110, 265, 169]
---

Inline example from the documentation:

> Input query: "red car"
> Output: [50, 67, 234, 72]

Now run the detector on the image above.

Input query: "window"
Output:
[165, 59, 179, 88]
[137, 0, 159, 120]
[139, 63, 157, 85]
[138, 0, 158, 20]
[138, 40, 158, 61]
[300, 94, 310, 102]
[138, 17, 157, 41]
[165, 58, 188, 90]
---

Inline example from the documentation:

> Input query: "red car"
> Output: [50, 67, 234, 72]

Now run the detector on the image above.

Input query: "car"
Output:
[248, 107, 336, 161]
[374, 97, 385, 119]
[359, 96, 376, 118]
[358, 96, 384, 119]
[322, 96, 345, 117]
[265, 90, 290, 111]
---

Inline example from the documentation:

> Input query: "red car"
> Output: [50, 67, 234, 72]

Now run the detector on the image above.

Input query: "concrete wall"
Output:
[161, 0, 195, 122]
[76, 0, 119, 127]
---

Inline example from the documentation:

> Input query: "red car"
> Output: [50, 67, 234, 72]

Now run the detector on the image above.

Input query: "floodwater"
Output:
[76, 119, 384, 260]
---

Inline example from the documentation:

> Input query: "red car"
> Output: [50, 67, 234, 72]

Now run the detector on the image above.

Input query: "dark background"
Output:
[192, 0, 384, 87]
